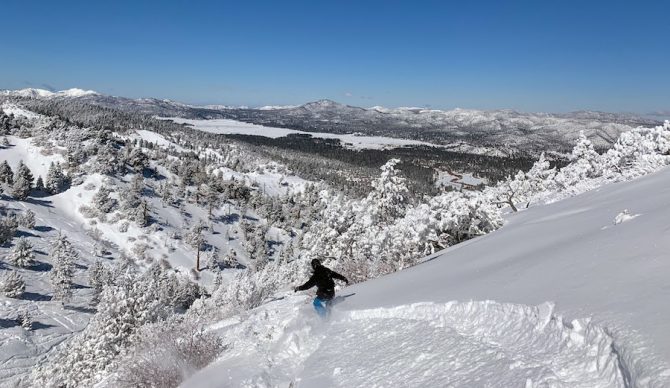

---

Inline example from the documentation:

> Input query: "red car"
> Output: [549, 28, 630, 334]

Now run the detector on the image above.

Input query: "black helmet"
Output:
[311, 258, 321, 270]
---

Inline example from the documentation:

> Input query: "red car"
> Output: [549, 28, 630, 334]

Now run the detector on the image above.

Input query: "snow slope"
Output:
[0, 136, 65, 180]
[183, 167, 670, 387]
[0, 126, 314, 385]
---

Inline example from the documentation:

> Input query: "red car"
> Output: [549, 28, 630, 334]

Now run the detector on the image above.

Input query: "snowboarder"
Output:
[294, 259, 349, 317]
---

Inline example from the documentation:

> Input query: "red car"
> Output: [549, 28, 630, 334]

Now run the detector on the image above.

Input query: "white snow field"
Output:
[184, 167, 670, 388]
[164, 118, 439, 150]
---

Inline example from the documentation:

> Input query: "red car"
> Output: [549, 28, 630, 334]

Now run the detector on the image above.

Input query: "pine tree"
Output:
[11, 161, 33, 200]
[50, 234, 77, 303]
[130, 173, 144, 194]
[126, 146, 149, 172]
[222, 249, 240, 269]
[185, 220, 205, 271]
[19, 209, 36, 229]
[35, 175, 45, 192]
[212, 271, 223, 293]
[206, 249, 221, 271]
[17, 309, 32, 330]
[569, 131, 602, 178]
[88, 260, 109, 304]
[367, 159, 410, 223]
[1, 270, 25, 298]
[0, 160, 13, 184]
[46, 162, 68, 194]
[122, 176, 148, 226]
[9, 237, 35, 268]
[204, 183, 220, 217]
[138, 198, 150, 227]
[0, 215, 18, 245]
[92, 184, 118, 213]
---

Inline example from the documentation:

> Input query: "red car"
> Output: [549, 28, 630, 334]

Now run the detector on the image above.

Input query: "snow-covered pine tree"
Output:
[366, 158, 410, 224]
[204, 183, 221, 217]
[122, 175, 148, 226]
[130, 173, 144, 194]
[278, 239, 296, 265]
[206, 249, 221, 271]
[0, 160, 13, 184]
[88, 260, 108, 304]
[35, 175, 45, 192]
[88, 259, 110, 297]
[17, 309, 32, 330]
[126, 146, 149, 172]
[524, 153, 556, 195]
[243, 222, 269, 270]
[185, 220, 205, 271]
[9, 237, 35, 268]
[222, 249, 240, 269]
[92, 184, 118, 214]
[45, 161, 67, 194]
[50, 233, 77, 303]
[1, 270, 25, 297]
[11, 161, 33, 200]
[158, 182, 173, 206]
[0, 214, 18, 245]
[568, 131, 601, 179]
[19, 209, 36, 229]
[212, 271, 223, 293]
[572, 131, 600, 165]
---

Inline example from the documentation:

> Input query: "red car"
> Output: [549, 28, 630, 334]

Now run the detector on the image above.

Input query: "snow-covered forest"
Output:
[0, 93, 669, 387]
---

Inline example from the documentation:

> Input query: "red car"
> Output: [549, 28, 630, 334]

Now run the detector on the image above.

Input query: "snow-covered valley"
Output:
[164, 117, 441, 151]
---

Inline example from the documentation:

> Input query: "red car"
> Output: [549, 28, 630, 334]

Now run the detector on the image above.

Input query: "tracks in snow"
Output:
[186, 298, 640, 388]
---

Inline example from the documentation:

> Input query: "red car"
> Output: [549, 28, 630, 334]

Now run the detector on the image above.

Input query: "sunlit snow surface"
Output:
[184, 167, 670, 387]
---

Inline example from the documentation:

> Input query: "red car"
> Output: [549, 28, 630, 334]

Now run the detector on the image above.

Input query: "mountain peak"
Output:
[300, 99, 344, 110]
[1, 87, 99, 98]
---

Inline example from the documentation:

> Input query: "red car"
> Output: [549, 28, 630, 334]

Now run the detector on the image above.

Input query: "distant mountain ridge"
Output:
[1, 88, 661, 157]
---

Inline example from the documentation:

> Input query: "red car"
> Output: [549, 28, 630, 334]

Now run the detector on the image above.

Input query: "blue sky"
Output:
[2, 0, 669, 113]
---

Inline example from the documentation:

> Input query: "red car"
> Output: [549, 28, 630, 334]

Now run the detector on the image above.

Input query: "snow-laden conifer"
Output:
[366, 158, 410, 224]
[9, 237, 35, 268]
[0, 160, 13, 184]
[1, 270, 25, 298]
[45, 161, 68, 194]
[11, 161, 33, 200]
[92, 184, 118, 214]
[17, 309, 33, 330]
[19, 209, 36, 229]
[49, 233, 77, 303]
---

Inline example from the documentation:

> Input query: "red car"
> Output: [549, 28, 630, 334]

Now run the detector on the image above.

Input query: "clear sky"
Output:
[1, 0, 669, 114]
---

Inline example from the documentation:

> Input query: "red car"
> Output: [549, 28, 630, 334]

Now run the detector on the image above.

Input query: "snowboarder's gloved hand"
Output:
[293, 286, 299, 293]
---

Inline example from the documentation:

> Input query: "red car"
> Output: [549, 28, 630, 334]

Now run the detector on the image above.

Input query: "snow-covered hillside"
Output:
[1, 96, 669, 388]
[1, 88, 98, 99]
[0, 102, 322, 386]
[183, 166, 670, 387]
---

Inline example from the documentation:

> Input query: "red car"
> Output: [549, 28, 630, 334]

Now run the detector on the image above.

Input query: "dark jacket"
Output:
[296, 264, 348, 300]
